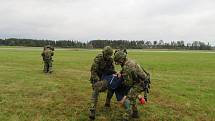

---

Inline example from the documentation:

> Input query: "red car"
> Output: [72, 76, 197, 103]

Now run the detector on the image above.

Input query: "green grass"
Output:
[0, 47, 215, 121]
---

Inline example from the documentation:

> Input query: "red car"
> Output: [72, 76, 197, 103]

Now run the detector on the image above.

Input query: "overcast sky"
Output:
[0, 0, 215, 45]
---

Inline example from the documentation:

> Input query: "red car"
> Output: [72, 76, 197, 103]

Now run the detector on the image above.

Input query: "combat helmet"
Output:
[114, 49, 127, 63]
[102, 46, 113, 57]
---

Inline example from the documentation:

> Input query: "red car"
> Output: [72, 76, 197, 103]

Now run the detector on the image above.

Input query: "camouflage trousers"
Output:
[43, 60, 53, 73]
[123, 84, 143, 120]
[89, 80, 114, 117]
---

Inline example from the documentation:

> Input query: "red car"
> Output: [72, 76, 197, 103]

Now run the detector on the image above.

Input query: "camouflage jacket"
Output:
[90, 54, 116, 83]
[41, 49, 54, 61]
[121, 59, 146, 86]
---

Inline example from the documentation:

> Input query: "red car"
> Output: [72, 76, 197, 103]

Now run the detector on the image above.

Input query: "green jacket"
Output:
[121, 59, 146, 86]
[90, 54, 116, 83]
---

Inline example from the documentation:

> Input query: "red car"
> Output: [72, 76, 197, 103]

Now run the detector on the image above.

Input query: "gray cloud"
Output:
[0, 0, 215, 45]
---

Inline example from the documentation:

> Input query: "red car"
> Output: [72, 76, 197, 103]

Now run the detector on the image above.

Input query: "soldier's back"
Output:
[43, 49, 53, 60]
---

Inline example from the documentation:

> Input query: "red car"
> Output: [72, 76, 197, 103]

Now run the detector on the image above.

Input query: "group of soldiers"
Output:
[40, 45, 151, 120]
[89, 46, 151, 120]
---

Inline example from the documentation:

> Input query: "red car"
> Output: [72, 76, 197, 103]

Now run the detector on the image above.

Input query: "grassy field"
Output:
[0, 47, 215, 121]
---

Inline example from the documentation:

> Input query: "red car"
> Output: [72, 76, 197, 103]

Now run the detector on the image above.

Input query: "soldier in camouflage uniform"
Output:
[89, 46, 116, 120]
[114, 49, 149, 120]
[41, 45, 54, 73]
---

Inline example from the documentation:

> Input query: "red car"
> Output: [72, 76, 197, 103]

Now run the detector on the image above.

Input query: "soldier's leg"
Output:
[89, 89, 99, 120]
[44, 61, 48, 73]
[121, 98, 131, 121]
[122, 87, 140, 120]
[89, 80, 108, 119]
[48, 60, 53, 73]
[127, 86, 142, 118]
[47, 61, 50, 73]
[43, 61, 46, 72]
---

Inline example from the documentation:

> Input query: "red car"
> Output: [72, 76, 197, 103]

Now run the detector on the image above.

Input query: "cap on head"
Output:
[102, 46, 113, 57]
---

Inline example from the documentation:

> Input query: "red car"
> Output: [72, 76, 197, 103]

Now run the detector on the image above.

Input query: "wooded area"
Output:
[0, 38, 213, 50]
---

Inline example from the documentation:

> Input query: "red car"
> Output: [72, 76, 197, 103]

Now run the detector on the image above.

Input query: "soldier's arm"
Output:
[91, 64, 100, 82]
[41, 52, 45, 61]
[121, 66, 133, 85]
[90, 56, 101, 83]
[51, 51, 54, 56]
[136, 64, 146, 80]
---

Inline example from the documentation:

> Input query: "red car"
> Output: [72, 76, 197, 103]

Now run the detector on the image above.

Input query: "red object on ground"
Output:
[139, 97, 145, 104]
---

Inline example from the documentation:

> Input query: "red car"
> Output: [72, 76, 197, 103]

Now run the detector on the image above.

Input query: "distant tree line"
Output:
[0, 38, 213, 50]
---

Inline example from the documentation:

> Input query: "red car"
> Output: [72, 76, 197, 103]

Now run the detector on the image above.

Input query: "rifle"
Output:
[141, 66, 151, 102]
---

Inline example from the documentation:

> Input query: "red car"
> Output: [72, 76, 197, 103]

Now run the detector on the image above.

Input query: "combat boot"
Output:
[89, 109, 96, 120]
[131, 110, 139, 118]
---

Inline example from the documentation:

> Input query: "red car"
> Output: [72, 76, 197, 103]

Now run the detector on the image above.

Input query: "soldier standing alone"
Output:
[41, 45, 54, 73]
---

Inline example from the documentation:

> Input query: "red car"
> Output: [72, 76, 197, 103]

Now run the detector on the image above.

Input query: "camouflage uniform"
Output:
[89, 46, 116, 120]
[41, 46, 54, 73]
[114, 50, 146, 120]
